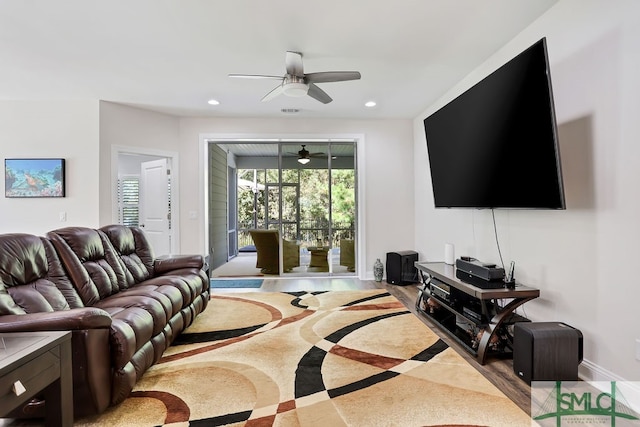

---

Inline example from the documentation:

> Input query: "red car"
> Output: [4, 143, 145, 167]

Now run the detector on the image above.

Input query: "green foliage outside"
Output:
[237, 167, 355, 247]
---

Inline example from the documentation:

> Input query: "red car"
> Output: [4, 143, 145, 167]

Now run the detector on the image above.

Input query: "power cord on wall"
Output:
[491, 209, 505, 270]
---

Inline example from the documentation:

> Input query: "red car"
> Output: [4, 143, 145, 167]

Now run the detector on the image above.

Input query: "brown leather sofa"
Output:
[0, 225, 209, 419]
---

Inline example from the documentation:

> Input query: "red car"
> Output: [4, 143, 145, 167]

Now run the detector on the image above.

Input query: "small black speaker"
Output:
[513, 322, 583, 384]
[385, 250, 418, 285]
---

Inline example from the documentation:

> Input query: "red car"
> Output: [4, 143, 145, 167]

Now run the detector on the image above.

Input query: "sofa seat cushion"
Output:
[95, 294, 168, 336]
[161, 269, 207, 295]
[140, 272, 206, 307]
[122, 284, 183, 318]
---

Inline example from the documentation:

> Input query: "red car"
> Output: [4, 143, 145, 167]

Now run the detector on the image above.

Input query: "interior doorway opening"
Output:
[112, 146, 178, 256]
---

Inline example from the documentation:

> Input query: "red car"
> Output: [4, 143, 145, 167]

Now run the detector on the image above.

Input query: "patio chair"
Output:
[340, 239, 355, 272]
[249, 229, 300, 274]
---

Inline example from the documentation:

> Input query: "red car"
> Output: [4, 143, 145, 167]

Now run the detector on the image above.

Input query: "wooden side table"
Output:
[0, 331, 73, 427]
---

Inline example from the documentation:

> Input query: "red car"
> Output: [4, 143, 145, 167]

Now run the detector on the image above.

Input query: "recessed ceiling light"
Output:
[365, 101, 377, 108]
[207, 99, 220, 105]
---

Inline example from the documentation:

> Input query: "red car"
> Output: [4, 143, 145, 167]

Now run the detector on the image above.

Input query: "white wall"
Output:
[98, 101, 181, 226]
[0, 100, 100, 234]
[93, 102, 417, 279]
[118, 153, 165, 175]
[413, 0, 640, 382]
[178, 117, 414, 277]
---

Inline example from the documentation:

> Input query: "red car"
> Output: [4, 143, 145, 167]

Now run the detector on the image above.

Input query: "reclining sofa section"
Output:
[0, 225, 209, 418]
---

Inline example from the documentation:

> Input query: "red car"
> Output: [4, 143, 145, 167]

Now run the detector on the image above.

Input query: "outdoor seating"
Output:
[340, 239, 356, 272]
[249, 229, 300, 274]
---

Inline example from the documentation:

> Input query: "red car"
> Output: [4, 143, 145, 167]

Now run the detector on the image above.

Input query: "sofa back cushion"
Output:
[0, 233, 83, 314]
[100, 225, 154, 285]
[48, 227, 127, 306]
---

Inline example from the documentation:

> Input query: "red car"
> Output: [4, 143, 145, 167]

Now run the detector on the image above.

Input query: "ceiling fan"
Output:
[229, 51, 361, 104]
[296, 144, 326, 164]
[280, 145, 327, 164]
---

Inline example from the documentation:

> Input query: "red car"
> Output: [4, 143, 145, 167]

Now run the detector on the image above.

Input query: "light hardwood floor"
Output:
[211, 276, 532, 415]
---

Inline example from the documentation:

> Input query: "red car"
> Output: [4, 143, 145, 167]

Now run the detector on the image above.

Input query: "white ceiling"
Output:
[0, 0, 557, 119]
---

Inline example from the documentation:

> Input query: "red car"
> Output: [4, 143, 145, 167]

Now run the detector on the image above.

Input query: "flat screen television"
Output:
[423, 37, 565, 209]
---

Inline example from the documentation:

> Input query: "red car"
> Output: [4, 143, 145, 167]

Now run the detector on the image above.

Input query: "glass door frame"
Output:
[225, 139, 358, 278]
[265, 182, 299, 236]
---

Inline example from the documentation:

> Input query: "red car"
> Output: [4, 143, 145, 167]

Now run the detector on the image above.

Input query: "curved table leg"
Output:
[477, 296, 536, 364]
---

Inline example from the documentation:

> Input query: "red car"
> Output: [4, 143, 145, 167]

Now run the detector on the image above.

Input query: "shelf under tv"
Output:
[414, 262, 539, 364]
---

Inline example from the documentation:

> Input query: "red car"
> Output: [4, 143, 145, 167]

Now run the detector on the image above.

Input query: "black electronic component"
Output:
[455, 258, 505, 281]
[386, 251, 418, 285]
[513, 322, 583, 384]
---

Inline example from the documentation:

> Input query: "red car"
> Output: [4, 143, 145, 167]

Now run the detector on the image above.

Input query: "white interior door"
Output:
[139, 158, 171, 256]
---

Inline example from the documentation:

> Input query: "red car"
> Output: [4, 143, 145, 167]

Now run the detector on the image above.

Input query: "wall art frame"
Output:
[5, 158, 66, 198]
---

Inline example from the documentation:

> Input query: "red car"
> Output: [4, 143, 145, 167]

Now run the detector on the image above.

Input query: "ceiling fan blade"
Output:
[285, 51, 304, 77]
[261, 84, 284, 102]
[307, 83, 332, 104]
[305, 71, 361, 83]
[229, 74, 284, 80]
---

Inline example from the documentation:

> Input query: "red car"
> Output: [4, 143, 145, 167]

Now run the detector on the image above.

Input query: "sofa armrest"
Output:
[0, 307, 112, 333]
[154, 254, 204, 274]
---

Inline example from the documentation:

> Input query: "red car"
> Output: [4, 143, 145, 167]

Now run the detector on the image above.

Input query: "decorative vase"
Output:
[373, 258, 384, 282]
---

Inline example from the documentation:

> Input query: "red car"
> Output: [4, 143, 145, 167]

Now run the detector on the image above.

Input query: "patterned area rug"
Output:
[76, 290, 532, 426]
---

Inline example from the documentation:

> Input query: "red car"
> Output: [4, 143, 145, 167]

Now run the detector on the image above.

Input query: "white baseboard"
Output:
[579, 358, 640, 413]
[579, 358, 622, 382]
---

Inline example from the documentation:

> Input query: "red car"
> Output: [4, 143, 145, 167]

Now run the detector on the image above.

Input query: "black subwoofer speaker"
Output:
[513, 322, 583, 384]
[385, 250, 418, 285]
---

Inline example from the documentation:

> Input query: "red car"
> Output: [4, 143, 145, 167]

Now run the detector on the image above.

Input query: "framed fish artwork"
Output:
[4, 158, 66, 198]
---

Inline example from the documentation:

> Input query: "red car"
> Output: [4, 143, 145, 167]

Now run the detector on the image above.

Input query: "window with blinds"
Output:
[117, 175, 140, 226]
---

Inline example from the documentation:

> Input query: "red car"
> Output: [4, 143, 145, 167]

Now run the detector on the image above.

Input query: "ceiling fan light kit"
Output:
[282, 82, 308, 97]
[297, 144, 311, 164]
[229, 51, 361, 104]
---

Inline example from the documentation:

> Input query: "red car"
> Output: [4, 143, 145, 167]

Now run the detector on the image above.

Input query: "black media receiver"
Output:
[455, 270, 506, 289]
[455, 258, 504, 281]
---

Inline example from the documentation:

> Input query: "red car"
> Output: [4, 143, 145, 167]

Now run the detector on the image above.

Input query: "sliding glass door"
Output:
[295, 142, 331, 274]
[232, 140, 356, 277]
[331, 143, 356, 274]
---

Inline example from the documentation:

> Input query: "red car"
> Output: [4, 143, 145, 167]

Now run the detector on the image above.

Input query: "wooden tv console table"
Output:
[414, 262, 539, 364]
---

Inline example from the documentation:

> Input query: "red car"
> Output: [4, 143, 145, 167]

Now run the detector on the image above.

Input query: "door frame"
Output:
[199, 133, 366, 279]
[111, 145, 180, 254]
[227, 165, 238, 261]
